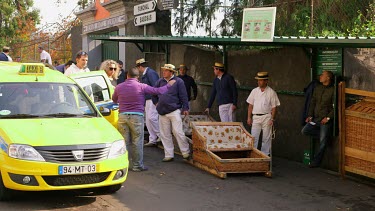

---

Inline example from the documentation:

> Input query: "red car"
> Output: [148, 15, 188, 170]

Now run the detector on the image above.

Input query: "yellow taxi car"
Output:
[0, 62, 128, 200]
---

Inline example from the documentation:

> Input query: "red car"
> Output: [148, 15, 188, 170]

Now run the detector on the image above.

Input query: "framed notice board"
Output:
[314, 48, 343, 76]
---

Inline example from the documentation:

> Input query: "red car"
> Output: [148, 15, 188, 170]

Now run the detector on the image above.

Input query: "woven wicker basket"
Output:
[344, 99, 375, 177]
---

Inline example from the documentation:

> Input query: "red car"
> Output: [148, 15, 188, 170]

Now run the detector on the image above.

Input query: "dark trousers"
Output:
[301, 121, 332, 165]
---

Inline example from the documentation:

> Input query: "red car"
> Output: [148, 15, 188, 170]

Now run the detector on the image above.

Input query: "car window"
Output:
[0, 82, 97, 118]
[73, 75, 111, 103]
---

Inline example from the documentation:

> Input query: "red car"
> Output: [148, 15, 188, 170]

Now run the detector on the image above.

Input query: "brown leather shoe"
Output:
[144, 142, 157, 147]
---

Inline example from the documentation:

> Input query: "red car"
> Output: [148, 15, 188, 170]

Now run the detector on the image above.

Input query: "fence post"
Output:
[180, 0, 184, 37]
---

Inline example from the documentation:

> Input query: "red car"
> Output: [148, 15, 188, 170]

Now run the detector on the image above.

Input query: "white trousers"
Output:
[159, 109, 190, 158]
[251, 114, 272, 155]
[219, 103, 236, 122]
[145, 99, 160, 143]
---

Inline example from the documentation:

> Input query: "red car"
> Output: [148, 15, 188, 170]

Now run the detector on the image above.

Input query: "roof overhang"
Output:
[89, 35, 375, 48]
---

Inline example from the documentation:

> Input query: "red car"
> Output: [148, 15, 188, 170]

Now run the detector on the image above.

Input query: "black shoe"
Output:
[308, 163, 319, 168]
[144, 142, 157, 147]
[132, 166, 149, 172]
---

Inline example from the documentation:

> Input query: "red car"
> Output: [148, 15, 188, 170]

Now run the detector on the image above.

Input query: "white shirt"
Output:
[40, 50, 52, 65]
[64, 63, 90, 76]
[6, 54, 12, 62]
[246, 86, 280, 114]
[142, 67, 148, 76]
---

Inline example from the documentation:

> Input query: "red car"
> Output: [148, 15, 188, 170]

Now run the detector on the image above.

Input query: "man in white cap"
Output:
[152, 64, 190, 162]
[246, 72, 280, 156]
[136, 58, 161, 147]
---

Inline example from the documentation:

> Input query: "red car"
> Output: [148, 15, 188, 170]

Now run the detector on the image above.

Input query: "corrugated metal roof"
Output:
[89, 35, 375, 47]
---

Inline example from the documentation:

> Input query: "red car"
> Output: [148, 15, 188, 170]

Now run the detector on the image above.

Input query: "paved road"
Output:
[0, 147, 374, 211]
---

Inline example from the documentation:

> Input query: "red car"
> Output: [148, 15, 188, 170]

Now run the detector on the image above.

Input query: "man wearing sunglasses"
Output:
[64, 51, 90, 76]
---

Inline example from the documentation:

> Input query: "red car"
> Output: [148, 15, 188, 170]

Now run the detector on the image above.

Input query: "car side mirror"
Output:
[99, 106, 111, 116]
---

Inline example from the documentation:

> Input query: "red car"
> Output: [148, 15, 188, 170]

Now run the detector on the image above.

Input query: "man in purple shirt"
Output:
[112, 67, 176, 172]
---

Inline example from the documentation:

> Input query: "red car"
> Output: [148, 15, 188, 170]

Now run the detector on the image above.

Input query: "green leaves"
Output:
[173, 0, 375, 37]
[0, 0, 39, 46]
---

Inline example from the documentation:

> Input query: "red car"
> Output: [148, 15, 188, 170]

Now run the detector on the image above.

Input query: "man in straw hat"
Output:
[178, 64, 198, 102]
[152, 64, 190, 162]
[301, 70, 334, 168]
[205, 62, 238, 122]
[247, 71, 280, 156]
[136, 58, 161, 147]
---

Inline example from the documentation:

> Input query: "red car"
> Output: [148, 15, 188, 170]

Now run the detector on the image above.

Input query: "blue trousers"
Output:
[301, 121, 332, 165]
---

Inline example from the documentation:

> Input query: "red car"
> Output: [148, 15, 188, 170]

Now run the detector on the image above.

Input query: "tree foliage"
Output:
[174, 0, 375, 37]
[0, 0, 40, 46]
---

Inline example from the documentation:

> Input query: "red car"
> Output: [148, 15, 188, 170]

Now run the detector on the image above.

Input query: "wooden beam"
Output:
[345, 147, 375, 163]
[186, 160, 227, 179]
[345, 110, 375, 120]
[338, 82, 345, 178]
[345, 166, 375, 179]
[345, 88, 375, 98]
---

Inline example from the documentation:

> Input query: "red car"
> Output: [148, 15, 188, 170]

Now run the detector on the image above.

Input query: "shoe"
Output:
[182, 153, 190, 160]
[308, 163, 319, 168]
[162, 157, 174, 162]
[144, 142, 157, 147]
[132, 166, 149, 172]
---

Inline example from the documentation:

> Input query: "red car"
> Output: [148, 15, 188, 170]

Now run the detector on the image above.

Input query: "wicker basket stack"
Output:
[344, 99, 375, 178]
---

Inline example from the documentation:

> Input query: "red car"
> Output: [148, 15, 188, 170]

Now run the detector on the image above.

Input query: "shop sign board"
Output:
[134, 0, 157, 16]
[134, 11, 156, 26]
[83, 15, 126, 34]
[241, 7, 276, 42]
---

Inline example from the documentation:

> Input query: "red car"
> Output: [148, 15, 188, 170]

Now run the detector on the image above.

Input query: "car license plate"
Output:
[58, 164, 97, 175]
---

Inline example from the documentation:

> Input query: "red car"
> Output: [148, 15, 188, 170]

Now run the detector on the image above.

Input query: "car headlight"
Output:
[108, 140, 126, 159]
[8, 144, 45, 162]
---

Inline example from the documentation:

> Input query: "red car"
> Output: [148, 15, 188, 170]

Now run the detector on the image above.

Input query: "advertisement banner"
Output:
[241, 7, 276, 42]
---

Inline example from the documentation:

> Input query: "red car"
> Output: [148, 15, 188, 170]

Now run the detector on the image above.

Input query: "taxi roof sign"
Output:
[19, 63, 45, 75]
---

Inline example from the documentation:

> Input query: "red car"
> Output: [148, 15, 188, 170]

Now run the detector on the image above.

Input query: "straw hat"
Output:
[161, 64, 176, 72]
[179, 64, 188, 70]
[136, 58, 147, 66]
[213, 62, 224, 69]
[255, 72, 269, 80]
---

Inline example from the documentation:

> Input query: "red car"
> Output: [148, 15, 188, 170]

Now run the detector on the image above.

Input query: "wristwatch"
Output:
[326, 117, 330, 121]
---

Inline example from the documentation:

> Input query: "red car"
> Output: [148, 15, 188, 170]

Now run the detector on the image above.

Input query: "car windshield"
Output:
[0, 82, 98, 119]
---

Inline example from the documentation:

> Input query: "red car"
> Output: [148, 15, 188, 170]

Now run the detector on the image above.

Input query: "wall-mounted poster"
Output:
[241, 7, 276, 42]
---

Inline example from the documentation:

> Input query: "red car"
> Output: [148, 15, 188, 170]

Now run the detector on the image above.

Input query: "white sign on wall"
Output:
[83, 15, 126, 34]
[134, 0, 157, 16]
[134, 11, 156, 26]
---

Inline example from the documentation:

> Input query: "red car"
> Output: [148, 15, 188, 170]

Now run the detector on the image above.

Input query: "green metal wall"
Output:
[102, 31, 119, 61]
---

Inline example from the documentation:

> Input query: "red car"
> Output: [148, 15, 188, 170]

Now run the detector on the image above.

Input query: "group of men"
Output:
[0, 45, 53, 65]
[113, 59, 197, 171]
[113, 57, 334, 172]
